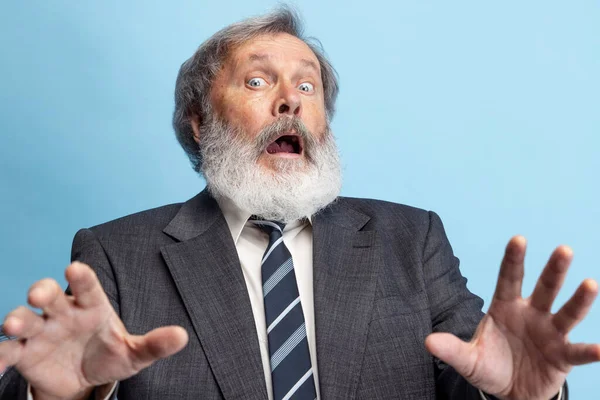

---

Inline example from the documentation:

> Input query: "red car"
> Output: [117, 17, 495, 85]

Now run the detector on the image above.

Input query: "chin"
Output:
[259, 156, 309, 173]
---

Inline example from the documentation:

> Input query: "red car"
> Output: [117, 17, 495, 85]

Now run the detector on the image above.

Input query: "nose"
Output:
[272, 84, 302, 117]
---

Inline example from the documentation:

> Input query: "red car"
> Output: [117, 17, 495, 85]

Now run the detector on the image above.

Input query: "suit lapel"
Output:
[158, 192, 380, 400]
[313, 202, 380, 400]
[160, 191, 268, 400]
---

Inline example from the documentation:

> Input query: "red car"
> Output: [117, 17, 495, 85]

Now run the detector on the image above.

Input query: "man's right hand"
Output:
[0, 262, 189, 400]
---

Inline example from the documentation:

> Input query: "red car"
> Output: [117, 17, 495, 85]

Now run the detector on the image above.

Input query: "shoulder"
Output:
[86, 202, 184, 238]
[77, 189, 217, 243]
[333, 196, 435, 230]
[71, 202, 187, 264]
[326, 196, 452, 250]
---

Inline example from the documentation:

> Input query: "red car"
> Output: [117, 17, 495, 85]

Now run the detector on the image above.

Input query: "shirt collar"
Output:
[214, 195, 312, 244]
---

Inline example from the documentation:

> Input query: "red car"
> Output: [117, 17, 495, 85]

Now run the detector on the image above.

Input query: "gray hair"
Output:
[172, 6, 340, 172]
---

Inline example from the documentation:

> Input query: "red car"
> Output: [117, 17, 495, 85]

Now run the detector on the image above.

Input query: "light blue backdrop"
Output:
[1, 0, 598, 396]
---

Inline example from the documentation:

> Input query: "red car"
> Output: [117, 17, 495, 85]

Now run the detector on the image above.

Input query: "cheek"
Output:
[304, 102, 328, 139]
[223, 97, 271, 138]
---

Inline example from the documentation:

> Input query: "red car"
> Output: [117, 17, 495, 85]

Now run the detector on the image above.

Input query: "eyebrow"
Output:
[247, 53, 270, 63]
[299, 58, 319, 73]
[245, 53, 319, 73]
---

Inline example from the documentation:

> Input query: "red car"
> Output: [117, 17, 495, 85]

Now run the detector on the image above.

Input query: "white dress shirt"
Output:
[217, 196, 320, 400]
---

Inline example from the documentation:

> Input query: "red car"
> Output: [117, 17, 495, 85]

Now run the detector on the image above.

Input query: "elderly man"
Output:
[0, 7, 598, 400]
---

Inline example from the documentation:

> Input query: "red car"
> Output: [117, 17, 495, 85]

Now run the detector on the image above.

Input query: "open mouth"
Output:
[265, 134, 303, 156]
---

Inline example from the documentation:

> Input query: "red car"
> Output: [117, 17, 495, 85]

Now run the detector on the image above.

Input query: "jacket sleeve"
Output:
[0, 367, 28, 400]
[69, 228, 121, 316]
[422, 211, 486, 399]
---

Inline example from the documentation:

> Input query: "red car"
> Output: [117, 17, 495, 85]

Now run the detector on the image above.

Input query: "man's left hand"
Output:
[425, 236, 600, 400]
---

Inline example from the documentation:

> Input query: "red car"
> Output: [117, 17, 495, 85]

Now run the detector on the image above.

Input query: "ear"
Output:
[190, 114, 201, 145]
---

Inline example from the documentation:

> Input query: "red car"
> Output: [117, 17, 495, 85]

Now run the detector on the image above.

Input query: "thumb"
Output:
[127, 326, 189, 369]
[425, 332, 477, 379]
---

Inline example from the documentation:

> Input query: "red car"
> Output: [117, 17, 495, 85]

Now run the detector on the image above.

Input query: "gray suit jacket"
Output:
[2, 190, 492, 399]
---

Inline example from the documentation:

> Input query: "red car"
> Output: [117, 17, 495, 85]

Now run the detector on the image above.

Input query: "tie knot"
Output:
[251, 219, 285, 236]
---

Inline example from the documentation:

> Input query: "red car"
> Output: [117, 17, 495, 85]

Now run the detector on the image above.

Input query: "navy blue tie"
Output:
[252, 220, 317, 400]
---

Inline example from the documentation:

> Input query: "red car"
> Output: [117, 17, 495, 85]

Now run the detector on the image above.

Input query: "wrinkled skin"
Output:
[426, 236, 600, 399]
[0, 262, 188, 400]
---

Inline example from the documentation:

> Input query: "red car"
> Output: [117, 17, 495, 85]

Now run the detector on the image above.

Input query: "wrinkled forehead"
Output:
[224, 32, 321, 75]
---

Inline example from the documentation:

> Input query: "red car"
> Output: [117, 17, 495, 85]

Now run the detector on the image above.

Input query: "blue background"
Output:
[1, 0, 598, 396]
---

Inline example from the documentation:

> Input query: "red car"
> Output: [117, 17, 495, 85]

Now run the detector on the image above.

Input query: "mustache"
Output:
[253, 117, 319, 156]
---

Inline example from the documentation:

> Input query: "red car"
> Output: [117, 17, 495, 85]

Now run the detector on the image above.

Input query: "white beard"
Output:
[198, 115, 342, 223]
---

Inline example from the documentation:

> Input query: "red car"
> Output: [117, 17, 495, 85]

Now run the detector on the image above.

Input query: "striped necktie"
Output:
[252, 220, 317, 400]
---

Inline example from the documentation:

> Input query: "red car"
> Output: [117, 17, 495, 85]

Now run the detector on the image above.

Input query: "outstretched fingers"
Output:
[127, 326, 189, 371]
[66, 262, 108, 308]
[565, 342, 600, 366]
[0, 339, 25, 372]
[3, 306, 45, 339]
[27, 279, 70, 317]
[493, 236, 527, 302]
[425, 333, 477, 380]
[530, 246, 573, 312]
[553, 279, 598, 334]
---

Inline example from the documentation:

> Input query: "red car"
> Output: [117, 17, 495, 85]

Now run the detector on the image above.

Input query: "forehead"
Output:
[225, 32, 320, 72]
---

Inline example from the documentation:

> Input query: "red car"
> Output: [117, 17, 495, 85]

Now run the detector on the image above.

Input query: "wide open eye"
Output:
[298, 82, 314, 92]
[247, 77, 267, 88]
